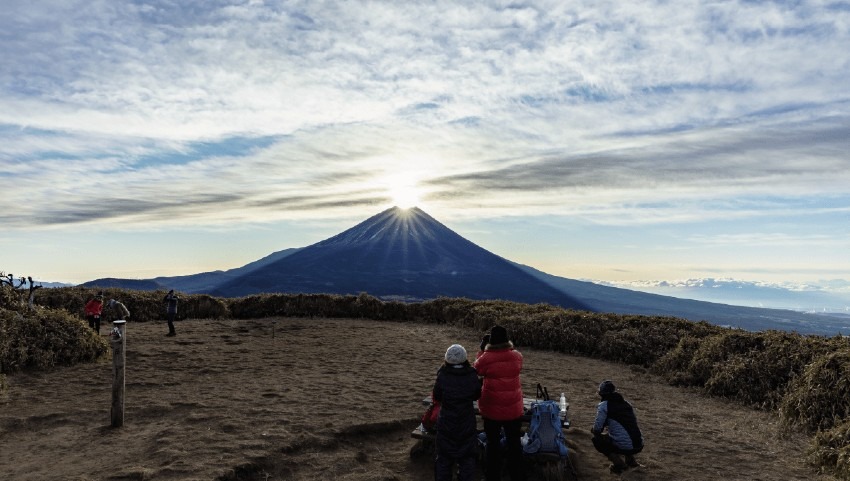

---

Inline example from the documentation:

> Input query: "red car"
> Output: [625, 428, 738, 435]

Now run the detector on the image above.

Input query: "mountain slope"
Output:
[81, 248, 301, 293]
[211, 207, 590, 309]
[513, 261, 850, 335]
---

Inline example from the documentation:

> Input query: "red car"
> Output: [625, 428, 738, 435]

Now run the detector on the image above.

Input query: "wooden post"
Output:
[110, 320, 126, 428]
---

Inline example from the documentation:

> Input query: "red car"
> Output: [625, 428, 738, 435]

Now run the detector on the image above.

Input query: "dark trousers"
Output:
[166, 312, 176, 334]
[592, 433, 641, 467]
[87, 315, 100, 334]
[434, 436, 477, 481]
[483, 417, 525, 481]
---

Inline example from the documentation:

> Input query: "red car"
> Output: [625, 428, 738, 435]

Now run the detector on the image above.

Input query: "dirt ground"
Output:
[0, 317, 836, 481]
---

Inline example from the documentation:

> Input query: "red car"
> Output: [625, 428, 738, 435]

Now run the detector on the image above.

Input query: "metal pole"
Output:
[110, 320, 126, 427]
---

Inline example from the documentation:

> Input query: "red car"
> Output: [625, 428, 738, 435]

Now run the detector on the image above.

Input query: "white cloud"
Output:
[1, 1, 849, 284]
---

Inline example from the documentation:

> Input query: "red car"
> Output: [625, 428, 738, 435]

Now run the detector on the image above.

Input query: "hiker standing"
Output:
[473, 325, 526, 481]
[433, 344, 481, 481]
[108, 299, 130, 320]
[591, 380, 644, 474]
[84, 294, 105, 334]
[163, 289, 179, 336]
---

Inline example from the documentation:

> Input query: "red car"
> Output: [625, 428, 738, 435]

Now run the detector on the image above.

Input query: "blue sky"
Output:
[1, 1, 849, 294]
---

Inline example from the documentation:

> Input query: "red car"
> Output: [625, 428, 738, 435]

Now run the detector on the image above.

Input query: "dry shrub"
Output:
[0, 306, 108, 374]
[809, 419, 850, 479]
[654, 335, 706, 386]
[0, 285, 23, 310]
[33, 287, 229, 322]
[780, 347, 850, 432]
[649, 330, 824, 408]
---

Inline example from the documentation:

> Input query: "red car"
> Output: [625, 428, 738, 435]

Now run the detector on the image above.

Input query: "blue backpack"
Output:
[523, 400, 568, 456]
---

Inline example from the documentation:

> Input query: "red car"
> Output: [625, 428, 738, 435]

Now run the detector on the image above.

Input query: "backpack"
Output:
[523, 399, 568, 456]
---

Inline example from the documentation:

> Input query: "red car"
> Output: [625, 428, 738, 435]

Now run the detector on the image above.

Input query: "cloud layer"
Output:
[2, 1, 849, 283]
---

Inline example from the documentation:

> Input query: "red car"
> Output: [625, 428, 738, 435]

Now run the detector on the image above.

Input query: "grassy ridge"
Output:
[6, 287, 850, 478]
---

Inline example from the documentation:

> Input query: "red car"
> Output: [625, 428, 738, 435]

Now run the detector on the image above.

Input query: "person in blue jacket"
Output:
[591, 380, 644, 474]
[432, 344, 482, 481]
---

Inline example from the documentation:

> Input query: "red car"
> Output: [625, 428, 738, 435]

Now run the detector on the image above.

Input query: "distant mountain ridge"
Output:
[80, 206, 850, 336]
[596, 278, 850, 313]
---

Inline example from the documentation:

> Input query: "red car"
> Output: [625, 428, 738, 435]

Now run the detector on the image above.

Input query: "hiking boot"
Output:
[607, 453, 628, 474]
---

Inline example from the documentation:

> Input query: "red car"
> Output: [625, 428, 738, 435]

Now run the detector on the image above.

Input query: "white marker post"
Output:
[110, 320, 126, 427]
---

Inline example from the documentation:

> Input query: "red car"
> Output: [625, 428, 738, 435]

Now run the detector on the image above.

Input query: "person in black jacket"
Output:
[591, 380, 644, 474]
[163, 290, 179, 336]
[432, 344, 482, 481]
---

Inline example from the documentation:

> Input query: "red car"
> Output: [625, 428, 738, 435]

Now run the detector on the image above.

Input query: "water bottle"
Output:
[559, 393, 567, 413]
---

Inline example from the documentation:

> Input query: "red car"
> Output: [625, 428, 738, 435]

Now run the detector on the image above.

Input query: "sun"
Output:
[382, 173, 424, 209]
[388, 184, 421, 209]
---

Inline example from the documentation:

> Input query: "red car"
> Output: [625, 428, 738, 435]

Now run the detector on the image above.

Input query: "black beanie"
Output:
[598, 380, 616, 395]
[489, 325, 509, 344]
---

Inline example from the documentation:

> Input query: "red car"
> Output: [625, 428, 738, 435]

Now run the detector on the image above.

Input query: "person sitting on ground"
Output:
[108, 299, 130, 320]
[84, 294, 105, 335]
[473, 325, 525, 481]
[432, 344, 482, 481]
[591, 380, 644, 474]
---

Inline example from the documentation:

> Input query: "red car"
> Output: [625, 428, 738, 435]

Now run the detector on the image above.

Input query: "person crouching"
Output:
[591, 380, 644, 474]
[433, 344, 482, 481]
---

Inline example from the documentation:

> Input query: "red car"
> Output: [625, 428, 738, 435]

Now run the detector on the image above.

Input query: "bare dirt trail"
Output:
[0, 317, 834, 481]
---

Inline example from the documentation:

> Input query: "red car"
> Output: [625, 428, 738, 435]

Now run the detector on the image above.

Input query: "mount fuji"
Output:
[209, 207, 590, 309]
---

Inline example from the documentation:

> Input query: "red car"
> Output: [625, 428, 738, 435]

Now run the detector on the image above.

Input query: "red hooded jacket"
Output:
[84, 298, 104, 316]
[473, 344, 524, 420]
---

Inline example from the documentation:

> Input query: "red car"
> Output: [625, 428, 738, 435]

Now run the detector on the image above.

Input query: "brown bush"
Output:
[0, 306, 108, 374]
[809, 419, 850, 479]
[34, 287, 229, 323]
[780, 347, 850, 432]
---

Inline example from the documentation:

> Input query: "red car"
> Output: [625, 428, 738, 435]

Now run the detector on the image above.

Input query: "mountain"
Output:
[513, 262, 850, 335]
[81, 248, 301, 293]
[595, 278, 850, 313]
[210, 207, 590, 309]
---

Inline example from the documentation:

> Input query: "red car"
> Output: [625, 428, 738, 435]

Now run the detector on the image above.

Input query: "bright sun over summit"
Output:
[385, 174, 422, 209]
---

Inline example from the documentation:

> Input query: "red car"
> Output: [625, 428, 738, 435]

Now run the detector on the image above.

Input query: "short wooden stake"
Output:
[110, 320, 127, 427]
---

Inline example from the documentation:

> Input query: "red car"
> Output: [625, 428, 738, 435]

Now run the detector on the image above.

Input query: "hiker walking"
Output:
[591, 380, 644, 474]
[84, 293, 105, 334]
[432, 344, 481, 481]
[108, 299, 130, 320]
[163, 289, 179, 336]
[473, 325, 526, 481]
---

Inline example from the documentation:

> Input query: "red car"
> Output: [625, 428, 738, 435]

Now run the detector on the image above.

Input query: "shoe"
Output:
[610, 464, 628, 474]
[166, 332, 176, 337]
[625, 455, 642, 468]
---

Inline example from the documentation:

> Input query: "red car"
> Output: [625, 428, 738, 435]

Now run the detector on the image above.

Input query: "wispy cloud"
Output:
[2, 1, 849, 283]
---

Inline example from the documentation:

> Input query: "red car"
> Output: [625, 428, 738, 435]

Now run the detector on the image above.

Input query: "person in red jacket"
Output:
[473, 325, 525, 481]
[84, 294, 105, 334]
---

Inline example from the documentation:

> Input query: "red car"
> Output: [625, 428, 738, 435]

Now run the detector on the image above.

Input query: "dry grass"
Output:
[5, 287, 850, 478]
